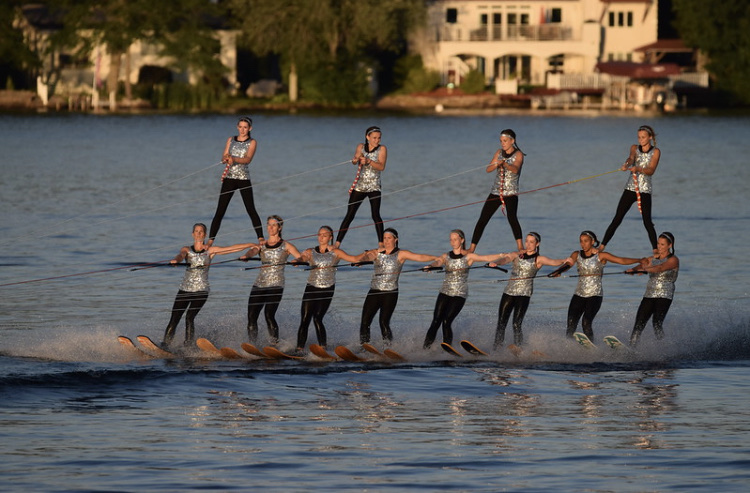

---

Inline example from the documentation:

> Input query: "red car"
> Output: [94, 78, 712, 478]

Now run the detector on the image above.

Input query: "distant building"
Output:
[416, 0, 660, 92]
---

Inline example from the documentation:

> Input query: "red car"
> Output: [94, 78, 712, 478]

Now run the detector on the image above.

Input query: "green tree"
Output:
[0, 1, 40, 89]
[229, 0, 425, 103]
[672, 0, 750, 103]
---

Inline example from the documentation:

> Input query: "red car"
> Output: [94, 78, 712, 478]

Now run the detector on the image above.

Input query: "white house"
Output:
[415, 0, 659, 92]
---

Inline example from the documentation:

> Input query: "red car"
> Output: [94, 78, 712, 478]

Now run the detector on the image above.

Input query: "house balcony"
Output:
[441, 24, 577, 42]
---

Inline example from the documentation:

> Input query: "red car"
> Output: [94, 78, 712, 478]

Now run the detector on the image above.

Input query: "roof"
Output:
[634, 39, 692, 53]
[596, 61, 681, 79]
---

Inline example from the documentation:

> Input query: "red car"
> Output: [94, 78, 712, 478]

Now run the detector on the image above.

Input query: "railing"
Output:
[448, 24, 576, 42]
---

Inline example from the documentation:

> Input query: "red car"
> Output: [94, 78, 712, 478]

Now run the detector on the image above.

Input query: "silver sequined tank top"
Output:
[490, 150, 521, 196]
[370, 250, 402, 291]
[644, 257, 678, 299]
[354, 146, 382, 192]
[574, 252, 604, 298]
[306, 248, 339, 289]
[179, 247, 211, 292]
[253, 241, 290, 288]
[624, 146, 655, 194]
[440, 254, 469, 298]
[504, 255, 540, 297]
[224, 137, 254, 180]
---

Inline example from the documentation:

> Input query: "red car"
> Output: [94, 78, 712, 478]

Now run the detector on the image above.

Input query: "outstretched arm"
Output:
[599, 251, 645, 266]
[208, 242, 257, 257]
[170, 246, 189, 264]
[399, 249, 438, 263]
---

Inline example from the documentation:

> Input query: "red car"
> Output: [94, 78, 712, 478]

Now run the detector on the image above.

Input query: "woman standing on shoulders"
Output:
[240, 216, 302, 346]
[601, 125, 661, 252]
[468, 128, 525, 254]
[208, 117, 265, 245]
[493, 232, 571, 351]
[161, 223, 255, 349]
[423, 229, 514, 349]
[335, 126, 387, 249]
[626, 232, 679, 346]
[550, 231, 644, 343]
[294, 225, 357, 352]
[356, 228, 437, 346]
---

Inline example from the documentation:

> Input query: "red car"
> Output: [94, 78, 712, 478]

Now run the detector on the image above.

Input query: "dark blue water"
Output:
[1, 113, 749, 491]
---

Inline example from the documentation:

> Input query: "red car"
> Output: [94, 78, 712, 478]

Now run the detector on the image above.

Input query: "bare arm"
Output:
[367, 145, 386, 171]
[226, 139, 257, 166]
[284, 241, 302, 260]
[599, 251, 645, 266]
[239, 245, 260, 259]
[638, 255, 679, 273]
[208, 242, 257, 257]
[471, 251, 516, 266]
[486, 149, 502, 172]
[398, 249, 438, 263]
[170, 246, 189, 264]
[536, 255, 573, 268]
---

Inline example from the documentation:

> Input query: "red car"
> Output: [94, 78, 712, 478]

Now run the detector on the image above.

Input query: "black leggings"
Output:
[296, 284, 335, 349]
[247, 285, 284, 343]
[470, 194, 522, 246]
[423, 293, 466, 348]
[359, 289, 398, 344]
[162, 290, 209, 345]
[209, 178, 264, 240]
[629, 297, 672, 345]
[566, 295, 603, 340]
[602, 190, 657, 249]
[494, 293, 530, 348]
[336, 190, 384, 244]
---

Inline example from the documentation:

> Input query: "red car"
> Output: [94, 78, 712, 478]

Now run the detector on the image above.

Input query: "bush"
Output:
[460, 70, 486, 94]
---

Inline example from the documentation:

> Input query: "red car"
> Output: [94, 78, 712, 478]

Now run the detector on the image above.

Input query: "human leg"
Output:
[336, 191, 366, 245]
[602, 190, 637, 247]
[261, 286, 284, 344]
[183, 291, 209, 343]
[367, 191, 385, 244]
[639, 193, 658, 250]
[162, 290, 191, 345]
[311, 286, 335, 347]
[377, 290, 399, 343]
[580, 296, 603, 341]
[209, 179, 238, 240]
[469, 194, 502, 251]
[504, 195, 523, 250]
[238, 180, 265, 240]
[424, 293, 450, 348]
[495, 293, 515, 348]
[566, 295, 586, 338]
[510, 296, 530, 345]
[359, 290, 381, 344]
[440, 296, 466, 345]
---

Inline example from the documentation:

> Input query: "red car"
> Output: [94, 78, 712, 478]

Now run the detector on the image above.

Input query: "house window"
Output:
[493, 13, 501, 24]
[609, 11, 634, 27]
[446, 8, 457, 23]
[550, 8, 562, 23]
[480, 14, 487, 25]
[627, 12, 633, 27]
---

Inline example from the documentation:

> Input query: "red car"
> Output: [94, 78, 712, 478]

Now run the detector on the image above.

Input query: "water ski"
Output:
[507, 344, 523, 357]
[603, 335, 625, 349]
[241, 342, 269, 358]
[196, 338, 223, 357]
[118, 336, 152, 359]
[573, 332, 596, 349]
[219, 347, 246, 360]
[362, 343, 383, 356]
[309, 344, 336, 360]
[136, 335, 176, 358]
[460, 340, 488, 356]
[263, 346, 304, 360]
[334, 346, 366, 362]
[383, 349, 405, 361]
[440, 342, 462, 358]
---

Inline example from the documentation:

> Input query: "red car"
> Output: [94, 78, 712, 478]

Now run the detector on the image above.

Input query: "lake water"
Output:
[1, 111, 749, 491]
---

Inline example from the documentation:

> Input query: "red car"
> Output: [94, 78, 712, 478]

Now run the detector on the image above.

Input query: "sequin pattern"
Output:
[353, 147, 382, 192]
[224, 138, 254, 180]
[504, 256, 540, 297]
[490, 151, 520, 196]
[624, 146, 655, 194]
[370, 250, 402, 291]
[574, 253, 604, 297]
[306, 249, 339, 289]
[179, 248, 211, 292]
[253, 242, 290, 288]
[644, 257, 678, 299]
[440, 255, 469, 298]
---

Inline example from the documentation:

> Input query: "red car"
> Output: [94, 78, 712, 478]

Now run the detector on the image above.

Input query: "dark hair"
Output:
[450, 229, 466, 245]
[267, 215, 284, 235]
[580, 230, 600, 248]
[527, 231, 541, 254]
[364, 126, 381, 153]
[319, 225, 334, 245]
[383, 227, 398, 240]
[238, 116, 253, 126]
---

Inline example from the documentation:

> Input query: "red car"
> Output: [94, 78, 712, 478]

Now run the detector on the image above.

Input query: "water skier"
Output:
[422, 229, 514, 349]
[208, 116, 265, 245]
[626, 232, 679, 346]
[161, 223, 255, 349]
[240, 215, 302, 346]
[468, 128, 525, 254]
[335, 126, 387, 249]
[601, 125, 661, 253]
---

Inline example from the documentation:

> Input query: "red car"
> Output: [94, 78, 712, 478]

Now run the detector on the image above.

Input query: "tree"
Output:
[672, 0, 750, 103]
[0, 1, 40, 89]
[228, 0, 425, 103]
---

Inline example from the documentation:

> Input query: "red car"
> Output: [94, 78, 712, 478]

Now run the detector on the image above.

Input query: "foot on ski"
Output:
[603, 335, 625, 349]
[460, 340, 488, 356]
[440, 342, 462, 357]
[137, 335, 176, 358]
[362, 343, 383, 356]
[507, 344, 523, 357]
[573, 332, 596, 349]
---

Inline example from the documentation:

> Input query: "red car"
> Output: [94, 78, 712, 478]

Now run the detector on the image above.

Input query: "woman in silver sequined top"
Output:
[240, 216, 302, 346]
[161, 223, 256, 349]
[422, 229, 515, 349]
[468, 128, 526, 254]
[551, 231, 645, 343]
[294, 226, 358, 352]
[601, 125, 662, 252]
[208, 117, 265, 245]
[335, 126, 387, 249]
[626, 232, 679, 346]
[492, 232, 571, 352]
[355, 228, 437, 346]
